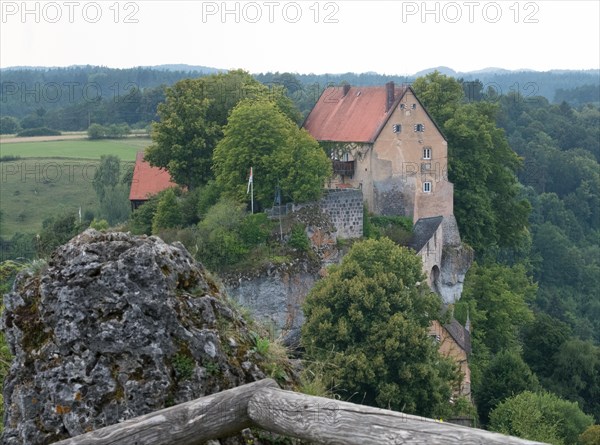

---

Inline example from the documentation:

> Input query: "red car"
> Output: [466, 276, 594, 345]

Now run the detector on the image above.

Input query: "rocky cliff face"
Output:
[1, 230, 285, 445]
[438, 216, 474, 305]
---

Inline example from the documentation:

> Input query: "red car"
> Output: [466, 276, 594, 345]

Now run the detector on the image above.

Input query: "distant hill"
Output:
[1, 65, 598, 125]
[140, 64, 225, 74]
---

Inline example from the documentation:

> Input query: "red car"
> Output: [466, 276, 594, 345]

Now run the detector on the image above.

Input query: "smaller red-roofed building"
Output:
[129, 152, 178, 209]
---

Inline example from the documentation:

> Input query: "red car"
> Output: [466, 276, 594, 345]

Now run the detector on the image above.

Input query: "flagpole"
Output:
[251, 176, 254, 214]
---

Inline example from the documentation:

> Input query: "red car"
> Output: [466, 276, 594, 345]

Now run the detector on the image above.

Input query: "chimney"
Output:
[343, 83, 351, 96]
[386, 81, 395, 112]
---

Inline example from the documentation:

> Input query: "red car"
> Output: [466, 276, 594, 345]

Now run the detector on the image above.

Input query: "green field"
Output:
[0, 138, 150, 161]
[1, 157, 136, 237]
[0, 138, 148, 239]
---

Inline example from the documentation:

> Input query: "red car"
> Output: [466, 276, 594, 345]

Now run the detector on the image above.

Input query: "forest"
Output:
[0, 67, 599, 443]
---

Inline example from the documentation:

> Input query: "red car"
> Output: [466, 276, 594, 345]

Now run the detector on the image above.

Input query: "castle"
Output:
[130, 82, 473, 398]
[303, 82, 472, 304]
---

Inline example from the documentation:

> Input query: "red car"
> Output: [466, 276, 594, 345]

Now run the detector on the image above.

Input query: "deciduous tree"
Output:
[301, 238, 457, 417]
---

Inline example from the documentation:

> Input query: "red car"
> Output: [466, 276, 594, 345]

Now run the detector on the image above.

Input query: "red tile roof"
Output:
[129, 151, 177, 201]
[303, 84, 409, 143]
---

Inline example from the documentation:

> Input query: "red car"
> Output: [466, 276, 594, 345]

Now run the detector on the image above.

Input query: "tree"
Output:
[547, 339, 600, 421]
[522, 313, 571, 379]
[93, 155, 121, 202]
[37, 212, 83, 257]
[0, 116, 21, 135]
[152, 188, 182, 234]
[99, 184, 131, 225]
[476, 350, 540, 425]
[145, 70, 300, 190]
[489, 391, 594, 445]
[213, 99, 331, 208]
[412, 70, 464, 123]
[301, 238, 458, 417]
[455, 262, 536, 355]
[413, 72, 531, 255]
[579, 425, 600, 445]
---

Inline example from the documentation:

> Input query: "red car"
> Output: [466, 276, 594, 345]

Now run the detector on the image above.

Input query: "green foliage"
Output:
[412, 71, 465, 123]
[92, 155, 131, 224]
[253, 336, 271, 356]
[145, 70, 300, 190]
[489, 391, 594, 445]
[579, 425, 600, 445]
[213, 99, 331, 208]
[0, 116, 21, 134]
[128, 195, 160, 235]
[16, 127, 61, 137]
[476, 350, 540, 425]
[288, 225, 310, 252]
[37, 212, 84, 257]
[302, 238, 457, 416]
[172, 353, 195, 381]
[152, 188, 182, 234]
[522, 313, 571, 379]
[197, 180, 222, 219]
[545, 340, 600, 421]
[238, 213, 271, 246]
[89, 218, 109, 231]
[196, 199, 249, 269]
[455, 262, 536, 355]
[93, 155, 121, 202]
[87, 123, 131, 139]
[365, 214, 413, 244]
[413, 72, 531, 256]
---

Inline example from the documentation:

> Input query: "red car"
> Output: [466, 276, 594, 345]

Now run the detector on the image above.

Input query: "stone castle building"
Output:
[303, 82, 472, 304]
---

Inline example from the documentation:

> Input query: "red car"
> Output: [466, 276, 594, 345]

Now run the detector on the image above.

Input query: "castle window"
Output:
[392, 124, 401, 133]
[423, 147, 432, 159]
[411, 104, 417, 109]
[415, 124, 425, 132]
[400, 104, 405, 109]
[423, 182, 432, 193]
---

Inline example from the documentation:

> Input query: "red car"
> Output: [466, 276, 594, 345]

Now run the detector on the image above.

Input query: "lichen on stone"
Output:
[1, 229, 295, 444]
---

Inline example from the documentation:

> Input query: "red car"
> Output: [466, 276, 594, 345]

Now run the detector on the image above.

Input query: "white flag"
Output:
[247, 167, 253, 194]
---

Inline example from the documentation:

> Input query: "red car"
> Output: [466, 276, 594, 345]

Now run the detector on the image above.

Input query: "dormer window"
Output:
[415, 124, 425, 132]
[423, 147, 432, 159]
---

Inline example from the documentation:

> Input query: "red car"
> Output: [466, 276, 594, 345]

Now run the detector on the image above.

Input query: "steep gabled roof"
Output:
[444, 318, 472, 354]
[407, 216, 444, 253]
[129, 151, 177, 201]
[303, 84, 447, 144]
[303, 85, 408, 143]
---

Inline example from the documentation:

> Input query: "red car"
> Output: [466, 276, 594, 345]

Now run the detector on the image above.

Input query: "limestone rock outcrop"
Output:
[1, 230, 282, 444]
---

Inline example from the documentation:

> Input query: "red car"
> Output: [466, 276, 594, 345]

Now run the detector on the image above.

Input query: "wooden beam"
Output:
[247, 387, 549, 445]
[53, 379, 279, 445]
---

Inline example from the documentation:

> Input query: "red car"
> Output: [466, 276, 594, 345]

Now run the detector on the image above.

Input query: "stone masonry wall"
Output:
[317, 189, 363, 239]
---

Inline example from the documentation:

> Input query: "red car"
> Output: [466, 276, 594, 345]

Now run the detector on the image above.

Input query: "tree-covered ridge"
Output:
[1, 66, 598, 133]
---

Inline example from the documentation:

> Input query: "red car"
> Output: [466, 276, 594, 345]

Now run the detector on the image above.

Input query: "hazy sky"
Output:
[1, 1, 599, 74]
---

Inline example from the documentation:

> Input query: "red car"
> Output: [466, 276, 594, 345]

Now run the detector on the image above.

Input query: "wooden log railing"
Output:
[54, 378, 549, 445]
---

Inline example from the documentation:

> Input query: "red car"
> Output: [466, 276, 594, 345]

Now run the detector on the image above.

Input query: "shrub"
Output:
[288, 224, 310, 251]
[489, 391, 594, 445]
[16, 127, 61, 137]
[89, 219, 109, 231]
[580, 425, 600, 445]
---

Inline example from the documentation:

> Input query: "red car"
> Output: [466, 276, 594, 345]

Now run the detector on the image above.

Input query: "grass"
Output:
[0, 138, 150, 161]
[0, 138, 147, 238]
[0, 157, 134, 237]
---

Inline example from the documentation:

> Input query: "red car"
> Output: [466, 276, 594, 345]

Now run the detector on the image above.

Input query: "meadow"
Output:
[0, 138, 148, 238]
[0, 137, 149, 161]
